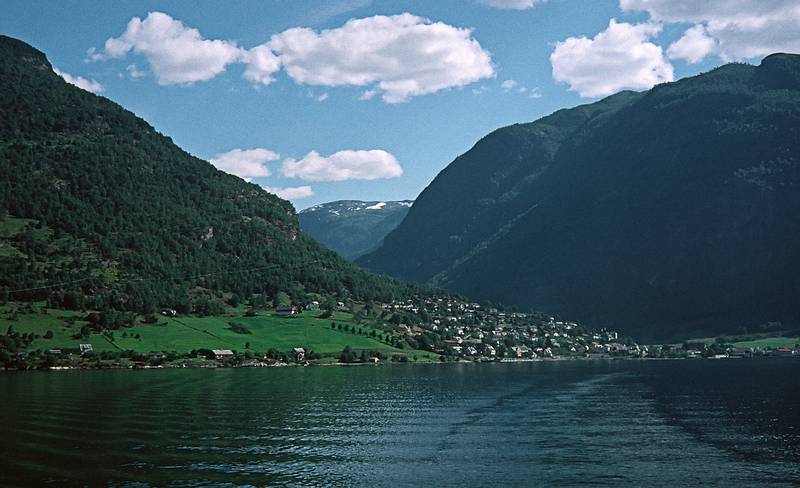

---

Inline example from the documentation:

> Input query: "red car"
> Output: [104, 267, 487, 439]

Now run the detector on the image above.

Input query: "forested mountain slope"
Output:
[359, 54, 800, 340]
[0, 35, 423, 314]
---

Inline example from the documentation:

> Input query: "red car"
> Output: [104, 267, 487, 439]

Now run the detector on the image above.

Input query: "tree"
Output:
[273, 291, 291, 309]
[250, 294, 268, 309]
[339, 346, 357, 363]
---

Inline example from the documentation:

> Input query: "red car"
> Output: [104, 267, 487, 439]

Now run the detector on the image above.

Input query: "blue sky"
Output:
[3, 0, 797, 208]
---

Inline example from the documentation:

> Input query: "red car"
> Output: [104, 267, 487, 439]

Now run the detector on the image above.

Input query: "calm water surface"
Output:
[1, 360, 799, 487]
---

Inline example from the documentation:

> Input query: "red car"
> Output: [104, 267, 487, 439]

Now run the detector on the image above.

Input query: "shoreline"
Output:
[3, 354, 788, 374]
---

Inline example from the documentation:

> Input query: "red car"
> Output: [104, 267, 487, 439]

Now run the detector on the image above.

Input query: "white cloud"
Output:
[480, 0, 542, 9]
[265, 185, 314, 200]
[499, 79, 541, 99]
[242, 44, 281, 85]
[264, 13, 494, 103]
[550, 20, 674, 97]
[621, 0, 800, 62]
[126, 64, 146, 79]
[359, 89, 379, 100]
[667, 25, 717, 63]
[53, 67, 104, 93]
[90, 11, 244, 85]
[210, 148, 279, 180]
[282, 150, 402, 182]
[91, 12, 494, 103]
[501, 79, 518, 91]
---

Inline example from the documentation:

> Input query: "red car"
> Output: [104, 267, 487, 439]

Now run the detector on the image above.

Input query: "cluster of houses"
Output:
[380, 298, 800, 361]
[382, 297, 638, 360]
[276, 301, 350, 316]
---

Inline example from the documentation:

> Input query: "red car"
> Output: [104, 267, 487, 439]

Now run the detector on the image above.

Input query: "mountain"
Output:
[0, 35, 425, 313]
[359, 54, 800, 341]
[299, 200, 413, 260]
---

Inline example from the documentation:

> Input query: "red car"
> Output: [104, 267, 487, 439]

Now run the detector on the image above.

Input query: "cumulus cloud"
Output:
[264, 13, 494, 103]
[210, 148, 279, 180]
[91, 12, 494, 102]
[242, 44, 281, 85]
[53, 67, 104, 93]
[667, 25, 717, 63]
[281, 150, 402, 182]
[265, 185, 314, 200]
[621, 0, 800, 62]
[89, 11, 244, 85]
[550, 20, 673, 97]
[480, 0, 542, 9]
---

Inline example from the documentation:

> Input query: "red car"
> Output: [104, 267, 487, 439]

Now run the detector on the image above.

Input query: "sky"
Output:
[3, 0, 799, 209]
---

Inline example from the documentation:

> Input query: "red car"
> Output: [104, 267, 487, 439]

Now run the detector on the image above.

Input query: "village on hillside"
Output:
[2, 293, 798, 371]
[368, 296, 799, 362]
[379, 297, 632, 360]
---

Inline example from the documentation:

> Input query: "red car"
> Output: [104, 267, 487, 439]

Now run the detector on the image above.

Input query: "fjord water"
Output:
[1, 361, 798, 487]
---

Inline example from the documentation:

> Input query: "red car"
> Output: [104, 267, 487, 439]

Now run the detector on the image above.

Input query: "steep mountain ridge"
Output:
[360, 54, 800, 340]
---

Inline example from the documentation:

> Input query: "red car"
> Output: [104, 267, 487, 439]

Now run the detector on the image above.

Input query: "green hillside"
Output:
[0, 35, 425, 316]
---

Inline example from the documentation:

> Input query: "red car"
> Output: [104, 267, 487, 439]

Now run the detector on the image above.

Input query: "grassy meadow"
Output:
[680, 335, 800, 349]
[0, 303, 438, 360]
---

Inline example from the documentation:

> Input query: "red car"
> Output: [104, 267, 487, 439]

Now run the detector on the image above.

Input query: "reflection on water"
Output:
[1, 360, 798, 486]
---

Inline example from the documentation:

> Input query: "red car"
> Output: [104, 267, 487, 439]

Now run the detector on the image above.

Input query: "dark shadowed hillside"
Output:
[0, 35, 424, 314]
[359, 54, 800, 341]
[299, 200, 413, 260]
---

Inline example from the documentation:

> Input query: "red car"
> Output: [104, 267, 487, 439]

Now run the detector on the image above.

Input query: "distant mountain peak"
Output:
[300, 199, 413, 215]
[299, 200, 414, 260]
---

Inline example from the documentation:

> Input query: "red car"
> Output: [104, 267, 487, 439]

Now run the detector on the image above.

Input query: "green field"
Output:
[0, 304, 438, 360]
[678, 335, 799, 349]
[0, 306, 105, 349]
[731, 337, 800, 349]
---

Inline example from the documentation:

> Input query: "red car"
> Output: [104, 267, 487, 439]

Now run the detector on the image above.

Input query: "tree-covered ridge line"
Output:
[0, 35, 430, 315]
